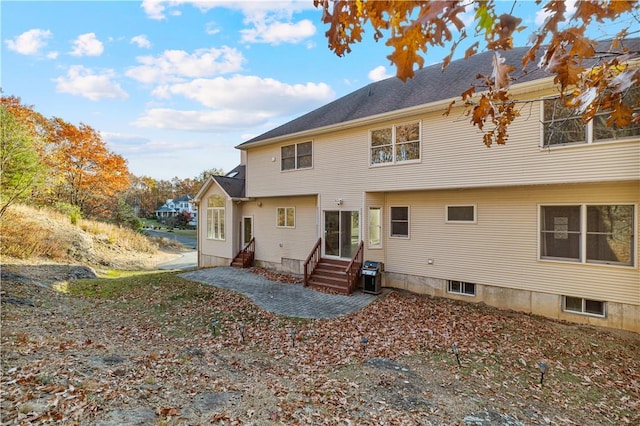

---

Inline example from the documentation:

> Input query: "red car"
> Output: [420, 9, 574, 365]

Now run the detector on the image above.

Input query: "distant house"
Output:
[154, 195, 197, 225]
[194, 40, 639, 333]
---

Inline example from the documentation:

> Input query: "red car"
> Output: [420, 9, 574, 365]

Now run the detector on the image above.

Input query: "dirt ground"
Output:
[1, 259, 639, 425]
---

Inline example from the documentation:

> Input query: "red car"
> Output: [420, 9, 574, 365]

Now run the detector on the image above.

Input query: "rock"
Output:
[95, 408, 157, 426]
[1, 296, 36, 307]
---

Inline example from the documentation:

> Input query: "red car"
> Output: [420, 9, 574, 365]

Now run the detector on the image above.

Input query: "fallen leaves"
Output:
[2, 271, 639, 424]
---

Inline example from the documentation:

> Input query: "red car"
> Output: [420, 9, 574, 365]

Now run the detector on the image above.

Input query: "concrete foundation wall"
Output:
[201, 256, 638, 334]
[382, 271, 639, 334]
[256, 258, 303, 276]
[199, 254, 230, 268]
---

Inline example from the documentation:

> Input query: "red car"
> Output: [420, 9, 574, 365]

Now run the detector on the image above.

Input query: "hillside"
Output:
[0, 204, 180, 273]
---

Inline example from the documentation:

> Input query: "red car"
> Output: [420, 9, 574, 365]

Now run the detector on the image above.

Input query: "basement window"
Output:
[447, 280, 476, 296]
[563, 296, 606, 317]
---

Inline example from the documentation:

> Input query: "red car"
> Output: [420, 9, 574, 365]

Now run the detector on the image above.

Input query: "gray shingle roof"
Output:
[212, 165, 245, 198]
[239, 39, 639, 147]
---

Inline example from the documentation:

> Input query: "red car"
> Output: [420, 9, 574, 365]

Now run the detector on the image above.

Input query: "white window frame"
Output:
[281, 141, 313, 171]
[538, 203, 636, 267]
[445, 205, 477, 224]
[368, 206, 382, 248]
[369, 121, 421, 166]
[276, 207, 295, 228]
[206, 195, 225, 241]
[390, 206, 410, 238]
[563, 296, 606, 318]
[540, 88, 640, 148]
[447, 280, 476, 296]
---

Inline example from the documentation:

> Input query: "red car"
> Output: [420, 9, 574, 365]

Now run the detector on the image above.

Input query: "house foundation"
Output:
[384, 271, 639, 333]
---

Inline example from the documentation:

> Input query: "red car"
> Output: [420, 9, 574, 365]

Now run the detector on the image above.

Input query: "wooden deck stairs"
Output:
[306, 258, 353, 294]
[303, 238, 364, 295]
[230, 238, 255, 268]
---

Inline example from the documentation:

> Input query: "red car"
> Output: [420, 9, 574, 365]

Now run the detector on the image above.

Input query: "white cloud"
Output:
[134, 75, 334, 131]
[241, 19, 316, 44]
[141, 0, 310, 20]
[55, 65, 128, 101]
[140, 1, 316, 45]
[368, 66, 393, 82]
[103, 131, 200, 153]
[153, 75, 334, 115]
[140, 0, 168, 20]
[131, 34, 152, 49]
[205, 21, 220, 35]
[141, 0, 223, 20]
[132, 108, 272, 131]
[126, 46, 244, 83]
[5, 29, 52, 55]
[70, 33, 104, 56]
[47, 51, 59, 60]
[535, 0, 577, 26]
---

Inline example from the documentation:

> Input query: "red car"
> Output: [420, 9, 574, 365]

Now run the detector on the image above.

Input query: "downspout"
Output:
[194, 200, 200, 269]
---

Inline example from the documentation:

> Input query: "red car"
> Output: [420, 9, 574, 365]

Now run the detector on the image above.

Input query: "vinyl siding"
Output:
[239, 196, 318, 265]
[374, 181, 639, 306]
[244, 88, 639, 198]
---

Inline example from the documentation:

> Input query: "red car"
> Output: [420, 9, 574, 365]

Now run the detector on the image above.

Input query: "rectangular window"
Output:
[395, 122, 420, 162]
[586, 205, 634, 265]
[446, 205, 476, 223]
[370, 121, 420, 165]
[296, 141, 313, 168]
[371, 128, 392, 165]
[448, 280, 476, 296]
[276, 207, 295, 228]
[542, 98, 586, 146]
[540, 204, 634, 266]
[593, 86, 640, 141]
[542, 87, 639, 147]
[281, 141, 312, 171]
[390, 206, 409, 237]
[540, 205, 581, 261]
[563, 296, 606, 317]
[368, 207, 382, 248]
[206, 195, 225, 240]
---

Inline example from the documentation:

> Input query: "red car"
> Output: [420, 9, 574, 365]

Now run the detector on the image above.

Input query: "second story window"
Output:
[542, 87, 639, 147]
[370, 121, 421, 166]
[281, 141, 312, 171]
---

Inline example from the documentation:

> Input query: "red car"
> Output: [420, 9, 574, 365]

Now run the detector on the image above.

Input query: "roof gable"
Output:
[194, 165, 246, 201]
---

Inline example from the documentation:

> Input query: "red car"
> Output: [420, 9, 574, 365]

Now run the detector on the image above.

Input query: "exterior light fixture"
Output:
[452, 343, 461, 366]
[539, 362, 548, 386]
[237, 323, 245, 343]
[210, 318, 219, 335]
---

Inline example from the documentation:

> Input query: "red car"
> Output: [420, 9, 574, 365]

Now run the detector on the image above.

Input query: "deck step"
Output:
[231, 252, 253, 268]
[307, 258, 352, 294]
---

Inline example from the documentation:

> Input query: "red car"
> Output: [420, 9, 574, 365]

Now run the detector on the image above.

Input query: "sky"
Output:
[2, 0, 632, 180]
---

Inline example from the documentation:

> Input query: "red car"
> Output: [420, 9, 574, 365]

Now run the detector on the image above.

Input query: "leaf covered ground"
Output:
[1, 267, 639, 425]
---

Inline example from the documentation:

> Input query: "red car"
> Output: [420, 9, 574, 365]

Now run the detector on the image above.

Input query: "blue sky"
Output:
[2, 1, 631, 180]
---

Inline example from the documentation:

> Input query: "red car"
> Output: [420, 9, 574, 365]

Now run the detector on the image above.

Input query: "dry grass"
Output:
[0, 204, 158, 266]
[77, 218, 157, 254]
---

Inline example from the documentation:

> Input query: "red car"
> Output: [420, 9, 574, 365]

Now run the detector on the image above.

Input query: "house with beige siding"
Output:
[195, 41, 640, 333]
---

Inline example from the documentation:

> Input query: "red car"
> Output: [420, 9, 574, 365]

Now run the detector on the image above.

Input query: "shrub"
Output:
[53, 202, 82, 225]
